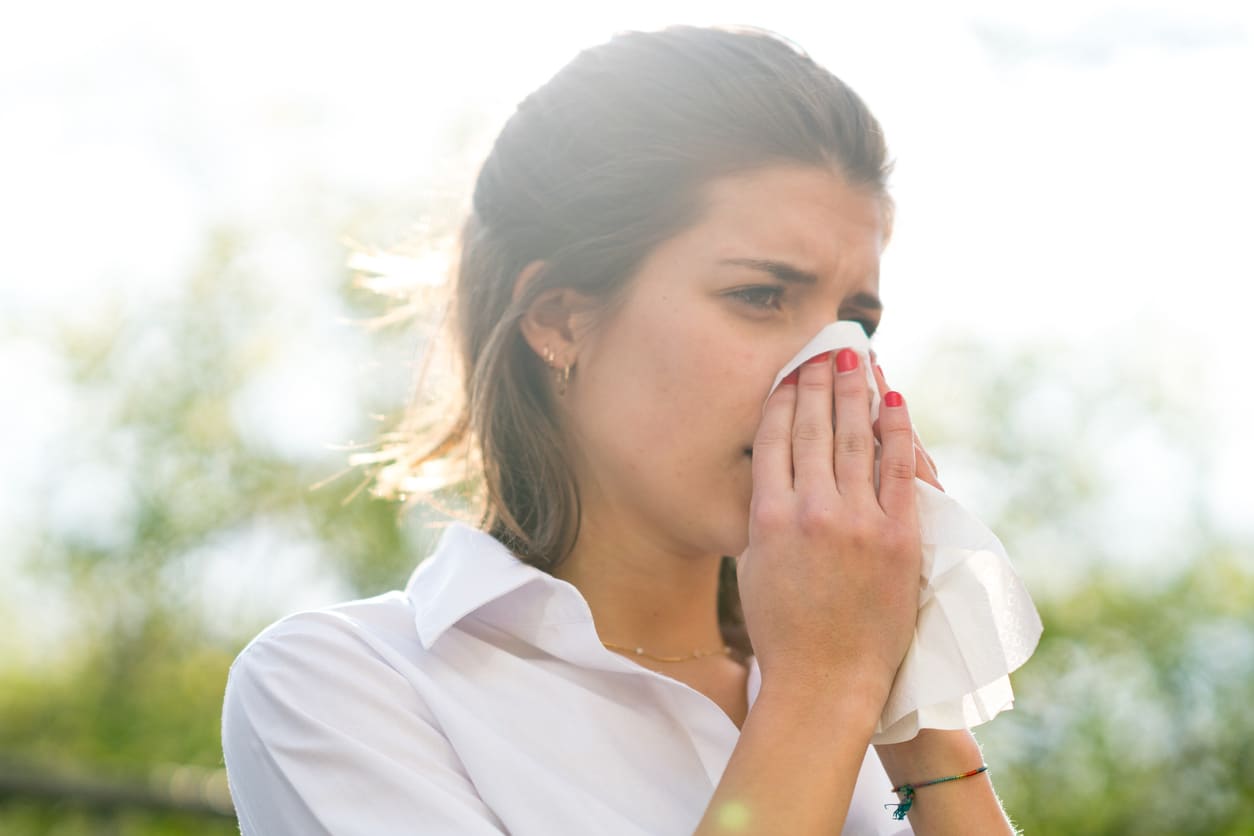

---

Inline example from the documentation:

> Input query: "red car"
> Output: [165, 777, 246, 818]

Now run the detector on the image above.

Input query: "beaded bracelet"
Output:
[885, 764, 989, 820]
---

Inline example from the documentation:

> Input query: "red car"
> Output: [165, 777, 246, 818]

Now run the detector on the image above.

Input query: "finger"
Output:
[872, 361, 889, 399]
[918, 440, 938, 476]
[752, 372, 799, 500]
[876, 389, 919, 521]
[791, 350, 837, 493]
[832, 348, 876, 499]
[912, 423, 938, 473]
[872, 422, 940, 488]
[914, 443, 944, 492]
[874, 362, 937, 475]
[871, 413, 941, 490]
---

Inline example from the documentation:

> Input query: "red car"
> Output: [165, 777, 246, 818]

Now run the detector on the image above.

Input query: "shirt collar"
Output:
[406, 521, 593, 650]
[407, 520, 763, 716]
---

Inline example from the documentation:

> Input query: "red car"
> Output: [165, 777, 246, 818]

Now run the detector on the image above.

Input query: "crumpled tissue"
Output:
[765, 320, 1043, 745]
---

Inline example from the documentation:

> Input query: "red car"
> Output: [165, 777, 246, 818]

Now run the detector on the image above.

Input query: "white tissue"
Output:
[766, 321, 1043, 745]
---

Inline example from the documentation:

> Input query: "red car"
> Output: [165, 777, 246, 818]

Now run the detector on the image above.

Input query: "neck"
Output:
[552, 511, 728, 660]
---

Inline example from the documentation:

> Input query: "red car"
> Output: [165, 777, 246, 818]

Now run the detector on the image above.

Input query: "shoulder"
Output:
[222, 591, 432, 740]
[230, 591, 411, 669]
[221, 596, 511, 834]
[231, 590, 416, 669]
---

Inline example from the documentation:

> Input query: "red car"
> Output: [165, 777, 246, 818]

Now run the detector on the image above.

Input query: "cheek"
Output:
[588, 346, 741, 467]
[575, 298, 773, 477]
[647, 339, 752, 429]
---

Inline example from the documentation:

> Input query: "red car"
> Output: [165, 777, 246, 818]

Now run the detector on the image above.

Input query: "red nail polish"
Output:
[805, 350, 832, 365]
[884, 390, 904, 407]
[782, 369, 800, 385]
[836, 348, 858, 373]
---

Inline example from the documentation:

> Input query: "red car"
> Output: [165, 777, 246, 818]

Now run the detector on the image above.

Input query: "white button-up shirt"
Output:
[222, 521, 912, 835]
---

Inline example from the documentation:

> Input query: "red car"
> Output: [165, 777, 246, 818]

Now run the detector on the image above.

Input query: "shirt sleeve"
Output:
[221, 613, 508, 836]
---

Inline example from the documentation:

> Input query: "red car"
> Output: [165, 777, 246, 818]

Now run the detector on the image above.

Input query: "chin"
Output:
[721, 534, 749, 561]
[682, 461, 751, 558]
[712, 505, 750, 559]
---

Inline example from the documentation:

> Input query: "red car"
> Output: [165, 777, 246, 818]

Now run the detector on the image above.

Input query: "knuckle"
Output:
[754, 430, 790, 450]
[842, 515, 879, 547]
[835, 431, 871, 456]
[881, 456, 916, 481]
[750, 498, 790, 530]
[834, 367, 867, 390]
[797, 374, 829, 391]
[880, 423, 914, 443]
[792, 421, 827, 443]
[796, 499, 835, 534]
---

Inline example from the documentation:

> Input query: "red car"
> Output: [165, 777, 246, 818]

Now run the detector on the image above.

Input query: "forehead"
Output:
[688, 163, 887, 275]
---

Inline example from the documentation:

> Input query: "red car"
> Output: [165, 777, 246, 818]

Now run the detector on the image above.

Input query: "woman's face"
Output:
[565, 163, 888, 559]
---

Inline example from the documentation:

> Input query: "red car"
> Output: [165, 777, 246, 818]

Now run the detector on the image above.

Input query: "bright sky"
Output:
[1, 1, 1251, 649]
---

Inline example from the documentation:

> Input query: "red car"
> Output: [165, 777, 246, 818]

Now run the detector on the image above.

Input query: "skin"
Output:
[515, 161, 1012, 833]
[515, 162, 939, 703]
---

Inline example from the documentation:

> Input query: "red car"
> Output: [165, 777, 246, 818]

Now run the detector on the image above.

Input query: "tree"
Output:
[2, 229, 1249, 834]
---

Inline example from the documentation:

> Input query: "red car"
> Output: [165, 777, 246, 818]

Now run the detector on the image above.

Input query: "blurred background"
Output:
[2, 1, 1251, 833]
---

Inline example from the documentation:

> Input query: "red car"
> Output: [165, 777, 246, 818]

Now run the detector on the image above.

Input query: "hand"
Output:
[869, 350, 943, 493]
[737, 348, 923, 714]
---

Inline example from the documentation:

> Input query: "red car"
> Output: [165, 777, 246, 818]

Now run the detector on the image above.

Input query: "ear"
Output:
[512, 259, 597, 369]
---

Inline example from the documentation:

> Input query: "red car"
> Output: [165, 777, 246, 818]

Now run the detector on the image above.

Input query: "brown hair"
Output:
[356, 24, 893, 660]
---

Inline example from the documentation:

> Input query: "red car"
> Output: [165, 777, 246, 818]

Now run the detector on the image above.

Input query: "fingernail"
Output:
[782, 368, 800, 385]
[805, 350, 832, 365]
[835, 348, 858, 373]
[875, 363, 886, 382]
[884, 390, 904, 407]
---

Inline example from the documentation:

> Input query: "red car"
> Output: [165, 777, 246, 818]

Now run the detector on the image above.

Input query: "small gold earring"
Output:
[557, 360, 570, 397]
[542, 344, 571, 397]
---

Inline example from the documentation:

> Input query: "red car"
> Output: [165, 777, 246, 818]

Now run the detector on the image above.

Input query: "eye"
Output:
[727, 285, 785, 311]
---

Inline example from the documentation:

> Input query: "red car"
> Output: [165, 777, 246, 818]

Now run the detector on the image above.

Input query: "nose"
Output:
[797, 316, 857, 354]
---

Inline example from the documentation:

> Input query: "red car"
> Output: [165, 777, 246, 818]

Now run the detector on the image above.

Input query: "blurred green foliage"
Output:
[1, 224, 1250, 835]
[982, 553, 1253, 833]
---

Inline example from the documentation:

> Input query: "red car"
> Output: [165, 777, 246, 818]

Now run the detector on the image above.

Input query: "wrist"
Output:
[874, 728, 985, 786]
[874, 729, 1012, 832]
[756, 672, 885, 737]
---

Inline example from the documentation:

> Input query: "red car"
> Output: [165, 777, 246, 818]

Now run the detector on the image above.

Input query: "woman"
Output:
[222, 24, 1019, 834]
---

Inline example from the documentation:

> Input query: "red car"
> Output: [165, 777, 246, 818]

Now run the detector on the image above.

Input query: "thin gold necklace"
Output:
[601, 640, 732, 663]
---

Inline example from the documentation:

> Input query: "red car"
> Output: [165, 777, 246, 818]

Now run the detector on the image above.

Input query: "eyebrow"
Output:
[718, 257, 883, 311]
